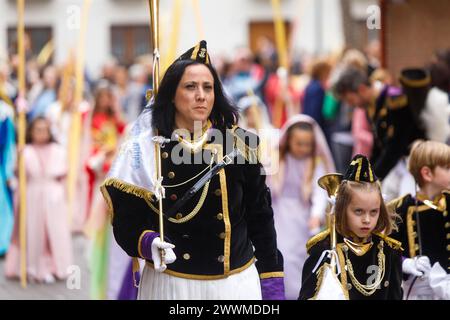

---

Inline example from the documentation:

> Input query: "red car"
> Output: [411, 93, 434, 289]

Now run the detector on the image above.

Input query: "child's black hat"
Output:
[343, 154, 378, 183]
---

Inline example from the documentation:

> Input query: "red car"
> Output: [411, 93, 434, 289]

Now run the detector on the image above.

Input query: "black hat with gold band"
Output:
[318, 155, 377, 197]
[399, 68, 431, 88]
[343, 154, 378, 183]
[398, 68, 431, 118]
[177, 40, 211, 65]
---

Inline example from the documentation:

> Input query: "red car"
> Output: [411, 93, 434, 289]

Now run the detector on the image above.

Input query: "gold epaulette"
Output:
[306, 229, 330, 253]
[231, 126, 261, 163]
[101, 178, 154, 200]
[386, 94, 408, 110]
[100, 178, 155, 220]
[373, 232, 403, 251]
[386, 194, 409, 213]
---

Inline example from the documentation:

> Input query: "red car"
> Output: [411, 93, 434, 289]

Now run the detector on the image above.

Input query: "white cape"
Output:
[107, 108, 157, 191]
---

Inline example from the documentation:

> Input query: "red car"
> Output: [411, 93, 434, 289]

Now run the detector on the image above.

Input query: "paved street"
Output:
[0, 235, 90, 300]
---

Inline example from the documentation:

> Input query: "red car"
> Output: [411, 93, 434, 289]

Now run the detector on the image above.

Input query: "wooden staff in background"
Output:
[67, 0, 92, 227]
[270, 0, 292, 128]
[16, 0, 27, 289]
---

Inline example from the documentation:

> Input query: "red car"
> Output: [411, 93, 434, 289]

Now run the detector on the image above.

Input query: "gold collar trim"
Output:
[173, 120, 212, 153]
[343, 237, 373, 256]
[417, 193, 447, 212]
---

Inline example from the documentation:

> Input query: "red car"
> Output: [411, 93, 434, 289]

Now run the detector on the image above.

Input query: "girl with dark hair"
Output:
[101, 41, 284, 300]
[5, 117, 73, 283]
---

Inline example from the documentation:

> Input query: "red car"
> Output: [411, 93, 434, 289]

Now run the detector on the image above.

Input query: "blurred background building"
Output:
[0, 0, 378, 77]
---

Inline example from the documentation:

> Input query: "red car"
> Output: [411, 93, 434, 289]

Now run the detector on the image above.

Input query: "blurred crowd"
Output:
[1, 34, 450, 299]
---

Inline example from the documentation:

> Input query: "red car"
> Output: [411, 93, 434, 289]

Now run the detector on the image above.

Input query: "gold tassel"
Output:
[233, 133, 261, 164]
[101, 178, 154, 201]
[132, 258, 140, 288]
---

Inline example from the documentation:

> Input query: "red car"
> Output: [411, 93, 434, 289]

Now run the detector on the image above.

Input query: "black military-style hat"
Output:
[398, 67, 431, 120]
[399, 68, 431, 88]
[318, 154, 377, 196]
[343, 154, 378, 183]
[177, 40, 211, 65]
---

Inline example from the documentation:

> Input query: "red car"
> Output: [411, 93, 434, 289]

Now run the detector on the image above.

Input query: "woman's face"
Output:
[288, 127, 314, 159]
[31, 119, 51, 145]
[346, 188, 380, 239]
[173, 64, 214, 130]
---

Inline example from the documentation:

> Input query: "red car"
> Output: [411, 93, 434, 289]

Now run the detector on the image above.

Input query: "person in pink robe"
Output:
[269, 114, 336, 299]
[5, 117, 73, 283]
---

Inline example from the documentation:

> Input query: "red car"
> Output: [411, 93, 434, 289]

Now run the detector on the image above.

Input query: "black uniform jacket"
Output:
[101, 126, 284, 280]
[299, 229, 403, 300]
[389, 191, 450, 273]
[369, 86, 425, 180]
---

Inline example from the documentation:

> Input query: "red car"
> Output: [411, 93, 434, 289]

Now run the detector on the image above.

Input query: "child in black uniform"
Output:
[299, 154, 403, 300]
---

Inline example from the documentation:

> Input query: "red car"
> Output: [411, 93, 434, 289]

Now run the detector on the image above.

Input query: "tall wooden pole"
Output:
[271, 0, 290, 128]
[165, 0, 183, 70]
[148, 0, 166, 266]
[271, 0, 289, 70]
[67, 0, 92, 227]
[17, 0, 27, 289]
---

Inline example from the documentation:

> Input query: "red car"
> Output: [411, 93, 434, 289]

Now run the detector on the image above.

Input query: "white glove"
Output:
[415, 256, 432, 276]
[151, 237, 177, 273]
[402, 256, 432, 277]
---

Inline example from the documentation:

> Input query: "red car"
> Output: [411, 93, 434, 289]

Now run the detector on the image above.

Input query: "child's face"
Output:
[244, 106, 258, 129]
[346, 188, 380, 239]
[430, 165, 450, 191]
[31, 119, 51, 145]
[288, 128, 314, 160]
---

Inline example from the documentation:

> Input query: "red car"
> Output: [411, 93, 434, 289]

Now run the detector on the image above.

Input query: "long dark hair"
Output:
[26, 116, 56, 144]
[151, 59, 239, 135]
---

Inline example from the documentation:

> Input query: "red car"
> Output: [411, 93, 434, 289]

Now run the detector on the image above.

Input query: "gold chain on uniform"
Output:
[148, 149, 216, 224]
[344, 240, 386, 296]
[162, 155, 215, 188]
[173, 120, 212, 154]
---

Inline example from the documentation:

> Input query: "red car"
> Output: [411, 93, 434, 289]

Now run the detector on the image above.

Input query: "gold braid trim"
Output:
[400, 74, 431, 88]
[100, 178, 155, 221]
[260, 272, 284, 279]
[137, 230, 156, 259]
[101, 178, 154, 200]
[310, 262, 348, 300]
[336, 244, 350, 300]
[145, 257, 256, 280]
[386, 95, 408, 110]
[373, 232, 403, 251]
[306, 229, 330, 253]
[311, 264, 326, 300]
[231, 126, 261, 164]
[100, 183, 114, 218]
[386, 194, 408, 213]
